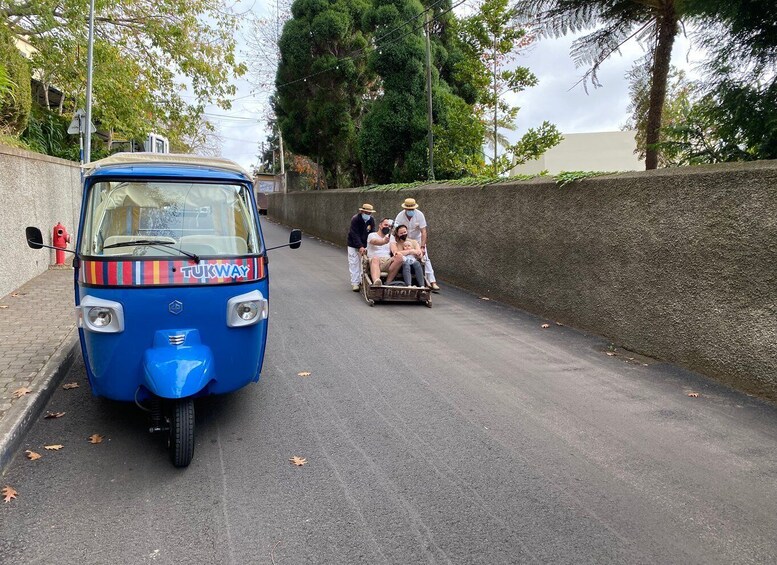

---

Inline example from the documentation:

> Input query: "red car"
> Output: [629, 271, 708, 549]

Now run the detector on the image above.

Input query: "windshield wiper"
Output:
[102, 239, 200, 263]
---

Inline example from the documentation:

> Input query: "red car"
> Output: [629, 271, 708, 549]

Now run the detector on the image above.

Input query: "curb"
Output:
[0, 327, 80, 474]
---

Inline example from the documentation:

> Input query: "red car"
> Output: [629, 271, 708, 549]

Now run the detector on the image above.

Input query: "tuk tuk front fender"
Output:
[143, 330, 214, 399]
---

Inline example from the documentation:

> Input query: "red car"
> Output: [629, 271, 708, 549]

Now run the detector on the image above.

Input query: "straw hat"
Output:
[359, 203, 376, 214]
[401, 198, 419, 210]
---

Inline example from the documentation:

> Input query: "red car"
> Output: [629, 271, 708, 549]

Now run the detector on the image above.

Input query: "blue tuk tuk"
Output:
[26, 154, 300, 467]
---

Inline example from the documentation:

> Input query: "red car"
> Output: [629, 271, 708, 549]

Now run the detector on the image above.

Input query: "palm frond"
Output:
[516, 0, 605, 37]
[570, 19, 655, 90]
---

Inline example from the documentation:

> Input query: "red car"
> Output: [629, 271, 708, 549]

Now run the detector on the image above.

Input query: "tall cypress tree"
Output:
[358, 0, 428, 183]
[275, 0, 371, 188]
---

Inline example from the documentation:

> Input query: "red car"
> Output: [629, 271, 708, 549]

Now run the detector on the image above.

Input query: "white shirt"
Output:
[394, 210, 427, 244]
[367, 232, 391, 258]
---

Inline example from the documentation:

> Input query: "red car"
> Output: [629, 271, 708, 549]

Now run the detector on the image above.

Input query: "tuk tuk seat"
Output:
[179, 235, 248, 255]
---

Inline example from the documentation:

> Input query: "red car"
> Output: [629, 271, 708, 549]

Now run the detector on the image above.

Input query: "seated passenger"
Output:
[391, 224, 424, 287]
[367, 218, 403, 287]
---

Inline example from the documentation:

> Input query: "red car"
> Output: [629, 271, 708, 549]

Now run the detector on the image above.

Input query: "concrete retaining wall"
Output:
[0, 145, 82, 298]
[268, 161, 777, 400]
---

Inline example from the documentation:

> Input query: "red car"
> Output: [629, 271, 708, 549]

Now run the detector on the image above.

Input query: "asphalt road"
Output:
[2, 219, 777, 564]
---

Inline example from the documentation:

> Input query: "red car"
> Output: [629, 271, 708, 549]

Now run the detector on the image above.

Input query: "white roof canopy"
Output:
[83, 153, 250, 177]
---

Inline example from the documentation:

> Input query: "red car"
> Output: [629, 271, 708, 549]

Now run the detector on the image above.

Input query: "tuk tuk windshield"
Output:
[80, 181, 262, 258]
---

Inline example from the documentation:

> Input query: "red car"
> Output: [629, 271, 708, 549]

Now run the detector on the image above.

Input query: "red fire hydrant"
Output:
[52, 222, 71, 265]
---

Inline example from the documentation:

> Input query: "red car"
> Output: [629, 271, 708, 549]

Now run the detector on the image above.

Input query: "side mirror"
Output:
[289, 229, 302, 250]
[26, 226, 44, 249]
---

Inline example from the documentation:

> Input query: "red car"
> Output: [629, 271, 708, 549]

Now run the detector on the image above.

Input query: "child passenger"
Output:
[391, 224, 425, 287]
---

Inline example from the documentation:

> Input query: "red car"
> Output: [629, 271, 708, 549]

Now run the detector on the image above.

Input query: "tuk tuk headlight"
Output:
[78, 296, 124, 333]
[237, 302, 259, 321]
[227, 290, 268, 328]
[88, 307, 112, 327]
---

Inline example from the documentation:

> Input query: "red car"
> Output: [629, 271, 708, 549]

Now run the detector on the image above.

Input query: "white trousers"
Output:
[347, 247, 362, 285]
[410, 239, 436, 283]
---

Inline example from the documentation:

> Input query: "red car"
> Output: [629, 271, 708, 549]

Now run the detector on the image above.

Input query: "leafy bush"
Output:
[22, 108, 78, 160]
[0, 27, 32, 135]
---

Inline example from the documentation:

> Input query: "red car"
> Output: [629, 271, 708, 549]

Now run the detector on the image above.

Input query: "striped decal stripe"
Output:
[80, 257, 264, 286]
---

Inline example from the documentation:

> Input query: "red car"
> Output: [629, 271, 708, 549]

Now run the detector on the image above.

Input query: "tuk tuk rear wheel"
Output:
[169, 398, 195, 467]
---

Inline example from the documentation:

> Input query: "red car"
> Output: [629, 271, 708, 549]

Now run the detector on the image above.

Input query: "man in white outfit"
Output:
[393, 198, 440, 292]
[346, 203, 376, 291]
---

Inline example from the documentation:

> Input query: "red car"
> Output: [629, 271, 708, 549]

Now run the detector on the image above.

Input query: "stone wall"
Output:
[0, 145, 82, 298]
[268, 161, 777, 400]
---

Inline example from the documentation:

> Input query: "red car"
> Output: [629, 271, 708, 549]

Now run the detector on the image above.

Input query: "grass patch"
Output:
[554, 170, 615, 187]
[0, 134, 31, 150]
[354, 171, 616, 191]
[358, 175, 538, 191]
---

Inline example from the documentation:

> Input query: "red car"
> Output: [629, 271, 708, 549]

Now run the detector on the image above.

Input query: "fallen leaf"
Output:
[12, 387, 31, 398]
[44, 444, 64, 451]
[480, 297, 490, 301]
[606, 352, 616, 356]
[687, 392, 699, 398]
[25, 450, 41, 461]
[44, 411, 65, 419]
[88, 434, 104, 444]
[62, 382, 80, 390]
[297, 371, 311, 377]
[289, 456, 307, 466]
[541, 324, 550, 329]
[2, 485, 17, 503]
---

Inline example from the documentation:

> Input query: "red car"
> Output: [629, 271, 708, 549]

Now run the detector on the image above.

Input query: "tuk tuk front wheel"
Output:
[168, 398, 195, 467]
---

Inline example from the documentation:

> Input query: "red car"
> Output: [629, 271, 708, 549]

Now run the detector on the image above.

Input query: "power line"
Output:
[203, 112, 262, 121]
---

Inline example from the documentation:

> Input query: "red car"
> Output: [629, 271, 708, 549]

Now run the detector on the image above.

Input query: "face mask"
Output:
[381, 226, 390, 235]
[361, 213, 371, 222]
[406, 210, 415, 218]
[398, 234, 407, 241]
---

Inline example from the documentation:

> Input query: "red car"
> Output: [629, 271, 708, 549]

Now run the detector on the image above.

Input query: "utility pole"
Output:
[493, 34, 498, 177]
[275, 0, 286, 192]
[84, 0, 96, 163]
[424, 10, 435, 181]
[278, 127, 285, 176]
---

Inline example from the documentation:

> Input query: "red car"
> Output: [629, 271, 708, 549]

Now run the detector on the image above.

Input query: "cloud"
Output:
[509, 32, 705, 140]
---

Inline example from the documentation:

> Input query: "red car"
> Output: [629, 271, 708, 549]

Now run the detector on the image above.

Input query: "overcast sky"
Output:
[206, 3, 707, 171]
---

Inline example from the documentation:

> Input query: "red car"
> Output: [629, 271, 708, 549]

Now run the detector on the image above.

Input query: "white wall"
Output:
[511, 131, 644, 175]
[0, 145, 82, 298]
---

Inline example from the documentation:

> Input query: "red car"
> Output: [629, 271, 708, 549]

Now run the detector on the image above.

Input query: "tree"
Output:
[171, 118, 223, 157]
[0, 65, 15, 104]
[2, 0, 245, 147]
[624, 61, 694, 166]
[358, 0, 429, 183]
[685, 0, 777, 72]
[358, 0, 485, 182]
[246, 0, 292, 95]
[0, 25, 31, 135]
[275, 0, 371, 188]
[432, 89, 486, 178]
[681, 0, 777, 161]
[654, 82, 777, 165]
[455, 0, 560, 175]
[460, 0, 528, 174]
[516, 0, 692, 170]
[626, 63, 777, 165]
[245, 0, 292, 160]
